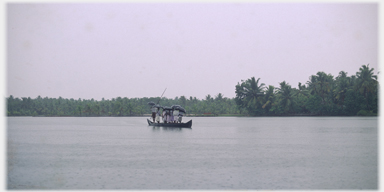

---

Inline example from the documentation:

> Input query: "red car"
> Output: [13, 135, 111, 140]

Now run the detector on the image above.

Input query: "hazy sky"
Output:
[6, 2, 378, 100]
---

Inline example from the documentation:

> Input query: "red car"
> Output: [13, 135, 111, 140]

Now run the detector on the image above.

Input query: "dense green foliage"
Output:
[235, 64, 378, 116]
[6, 94, 239, 116]
[7, 64, 378, 117]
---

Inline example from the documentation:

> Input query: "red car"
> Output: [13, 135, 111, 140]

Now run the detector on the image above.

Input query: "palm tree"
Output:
[235, 77, 265, 114]
[356, 64, 378, 110]
[205, 94, 213, 102]
[215, 93, 224, 101]
[307, 75, 318, 95]
[262, 85, 275, 113]
[244, 77, 265, 107]
[334, 71, 350, 109]
[292, 82, 309, 114]
[277, 81, 294, 114]
[307, 72, 333, 103]
[296, 82, 308, 97]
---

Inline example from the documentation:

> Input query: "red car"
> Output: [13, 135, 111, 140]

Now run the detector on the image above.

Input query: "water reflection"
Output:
[151, 126, 191, 132]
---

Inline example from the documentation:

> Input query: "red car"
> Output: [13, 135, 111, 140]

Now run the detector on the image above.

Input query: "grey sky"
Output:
[6, 3, 378, 100]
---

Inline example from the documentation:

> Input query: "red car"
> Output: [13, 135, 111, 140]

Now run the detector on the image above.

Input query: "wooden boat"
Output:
[147, 119, 192, 128]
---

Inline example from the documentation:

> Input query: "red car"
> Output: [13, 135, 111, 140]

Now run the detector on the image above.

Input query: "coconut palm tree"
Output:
[215, 93, 224, 101]
[334, 71, 350, 109]
[277, 81, 294, 114]
[205, 94, 213, 102]
[294, 82, 309, 98]
[262, 85, 275, 112]
[307, 72, 333, 103]
[235, 77, 265, 114]
[307, 75, 318, 95]
[356, 64, 378, 110]
[244, 77, 265, 108]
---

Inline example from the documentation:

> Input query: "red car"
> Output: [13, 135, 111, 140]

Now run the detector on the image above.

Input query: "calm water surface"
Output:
[7, 116, 377, 189]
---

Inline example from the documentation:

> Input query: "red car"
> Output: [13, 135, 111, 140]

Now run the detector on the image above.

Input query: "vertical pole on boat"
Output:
[157, 88, 167, 104]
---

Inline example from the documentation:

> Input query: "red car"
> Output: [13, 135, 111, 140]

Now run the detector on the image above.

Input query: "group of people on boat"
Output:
[148, 102, 186, 124]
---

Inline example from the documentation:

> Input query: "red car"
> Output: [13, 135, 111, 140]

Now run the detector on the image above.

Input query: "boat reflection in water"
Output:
[147, 119, 192, 128]
[151, 126, 190, 132]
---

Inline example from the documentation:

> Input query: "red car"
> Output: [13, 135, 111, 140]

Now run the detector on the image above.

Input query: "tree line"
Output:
[235, 64, 378, 116]
[6, 94, 240, 117]
[7, 64, 378, 117]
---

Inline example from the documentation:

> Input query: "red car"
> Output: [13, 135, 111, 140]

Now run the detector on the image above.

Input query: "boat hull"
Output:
[147, 119, 192, 128]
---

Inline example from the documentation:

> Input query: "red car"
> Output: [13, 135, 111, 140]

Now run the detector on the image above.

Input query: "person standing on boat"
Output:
[178, 107, 185, 123]
[169, 109, 174, 123]
[155, 108, 161, 123]
[178, 111, 184, 123]
[163, 108, 171, 123]
[151, 105, 158, 122]
[162, 110, 167, 123]
[173, 108, 179, 123]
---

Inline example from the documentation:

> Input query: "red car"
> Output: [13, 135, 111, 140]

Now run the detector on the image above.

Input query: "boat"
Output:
[147, 119, 192, 128]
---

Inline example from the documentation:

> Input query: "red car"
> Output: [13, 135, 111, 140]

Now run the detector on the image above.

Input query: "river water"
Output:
[7, 116, 378, 190]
